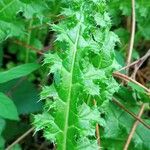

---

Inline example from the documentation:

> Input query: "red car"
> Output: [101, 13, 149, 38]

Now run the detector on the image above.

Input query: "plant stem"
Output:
[13, 39, 43, 55]
[112, 98, 150, 129]
[93, 99, 101, 149]
[113, 72, 150, 94]
[119, 49, 150, 72]
[123, 104, 145, 150]
[5, 127, 34, 150]
[25, 19, 33, 63]
[126, 0, 136, 74]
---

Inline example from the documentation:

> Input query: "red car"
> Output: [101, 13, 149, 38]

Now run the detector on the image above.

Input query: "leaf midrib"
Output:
[62, 23, 81, 150]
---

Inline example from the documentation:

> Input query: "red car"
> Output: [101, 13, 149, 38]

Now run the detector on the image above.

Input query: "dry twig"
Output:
[126, 0, 136, 74]
[123, 104, 145, 150]
[93, 100, 101, 149]
[5, 127, 34, 150]
[132, 50, 150, 79]
[112, 98, 150, 130]
[13, 40, 44, 55]
[119, 49, 150, 72]
[113, 72, 150, 94]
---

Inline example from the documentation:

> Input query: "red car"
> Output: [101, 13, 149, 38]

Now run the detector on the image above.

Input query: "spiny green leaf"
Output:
[34, 0, 119, 149]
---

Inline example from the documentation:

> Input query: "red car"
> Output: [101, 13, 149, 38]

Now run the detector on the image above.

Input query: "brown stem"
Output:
[126, 0, 136, 74]
[119, 49, 150, 72]
[123, 104, 145, 150]
[5, 127, 34, 150]
[96, 124, 101, 149]
[112, 98, 150, 130]
[113, 72, 150, 94]
[13, 40, 44, 55]
[93, 99, 101, 149]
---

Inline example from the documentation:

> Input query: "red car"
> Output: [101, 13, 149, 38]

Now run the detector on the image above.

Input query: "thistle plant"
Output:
[33, 0, 119, 149]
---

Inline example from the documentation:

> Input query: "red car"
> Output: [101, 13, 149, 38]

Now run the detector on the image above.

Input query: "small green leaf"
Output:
[128, 82, 145, 93]
[0, 93, 19, 120]
[128, 82, 150, 102]
[0, 136, 5, 150]
[0, 63, 40, 84]
[0, 79, 43, 114]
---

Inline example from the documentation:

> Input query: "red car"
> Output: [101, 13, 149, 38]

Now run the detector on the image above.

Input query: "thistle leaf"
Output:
[34, 0, 119, 149]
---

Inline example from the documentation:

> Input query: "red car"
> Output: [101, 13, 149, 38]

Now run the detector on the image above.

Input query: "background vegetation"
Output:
[0, 0, 149, 150]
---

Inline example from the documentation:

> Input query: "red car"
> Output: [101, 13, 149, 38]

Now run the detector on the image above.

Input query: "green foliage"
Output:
[0, 118, 5, 150]
[33, 0, 150, 150]
[109, 0, 150, 53]
[34, 0, 119, 149]
[128, 82, 150, 103]
[0, 0, 65, 148]
[0, 62, 41, 147]
[100, 102, 150, 150]
[0, 0, 149, 149]
[0, 63, 39, 83]
[0, 92, 19, 120]
[0, 92, 20, 149]
[0, 0, 58, 42]
[0, 79, 42, 114]
[10, 144, 22, 150]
